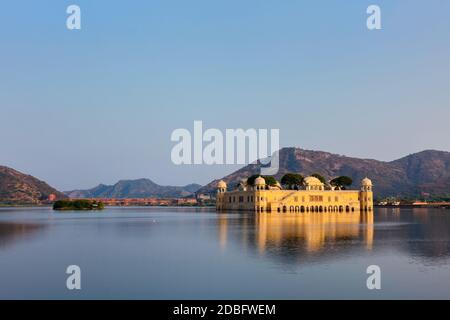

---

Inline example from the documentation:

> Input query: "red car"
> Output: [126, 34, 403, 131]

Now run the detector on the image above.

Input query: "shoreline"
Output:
[375, 204, 450, 209]
[0, 204, 215, 209]
[1, 204, 448, 210]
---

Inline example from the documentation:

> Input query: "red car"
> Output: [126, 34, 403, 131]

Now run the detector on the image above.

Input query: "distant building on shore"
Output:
[216, 176, 373, 213]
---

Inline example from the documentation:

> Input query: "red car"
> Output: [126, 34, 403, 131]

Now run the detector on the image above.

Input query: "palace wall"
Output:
[217, 189, 373, 213]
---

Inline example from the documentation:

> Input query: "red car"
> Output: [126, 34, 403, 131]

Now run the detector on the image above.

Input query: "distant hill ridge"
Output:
[65, 178, 202, 199]
[198, 148, 450, 199]
[2, 148, 450, 203]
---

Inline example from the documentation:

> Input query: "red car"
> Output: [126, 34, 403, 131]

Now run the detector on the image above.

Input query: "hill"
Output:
[0, 166, 66, 204]
[65, 179, 202, 199]
[198, 148, 450, 200]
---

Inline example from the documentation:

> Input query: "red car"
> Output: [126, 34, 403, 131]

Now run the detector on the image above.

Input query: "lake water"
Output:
[0, 207, 449, 300]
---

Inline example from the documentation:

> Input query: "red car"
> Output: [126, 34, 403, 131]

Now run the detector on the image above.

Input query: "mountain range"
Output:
[0, 166, 66, 204]
[198, 148, 450, 199]
[64, 179, 202, 199]
[1, 148, 450, 203]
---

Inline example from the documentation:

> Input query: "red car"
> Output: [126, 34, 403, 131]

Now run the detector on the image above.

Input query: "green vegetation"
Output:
[311, 173, 326, 184]
[330, 176, 353, 190]
[247, 175, 278, 186]
[263, 176, 278, 186]
[53, 200, 105, 211]
[281, 173, 304, 190]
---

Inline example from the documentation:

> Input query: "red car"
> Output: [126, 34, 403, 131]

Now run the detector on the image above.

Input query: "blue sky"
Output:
[1, 1, 450, 190]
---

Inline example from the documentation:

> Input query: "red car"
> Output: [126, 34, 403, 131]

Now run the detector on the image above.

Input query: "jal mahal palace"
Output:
[216, 176, 374, 213]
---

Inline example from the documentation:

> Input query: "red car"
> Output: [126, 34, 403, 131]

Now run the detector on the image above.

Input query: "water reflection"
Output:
[255, 212, 374, 254]
[0, 208, 449, 299]
[218, 212, 374, 264]
[0, 222, 46, 249]
[218, 209, 450, 265]
[409, 208, 450, 260]
[374, 208, 450, 260]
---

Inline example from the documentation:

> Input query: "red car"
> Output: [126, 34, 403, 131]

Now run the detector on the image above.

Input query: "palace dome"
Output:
[361, 177, 373, 186]
[254, 176, 266, 185]
[304, 176, 323, 186]
[217, 180, 227, 188]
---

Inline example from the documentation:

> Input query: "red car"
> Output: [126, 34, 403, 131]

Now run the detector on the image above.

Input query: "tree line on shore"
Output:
[53, 199, 105, 211]
[245, 173, 353, 190]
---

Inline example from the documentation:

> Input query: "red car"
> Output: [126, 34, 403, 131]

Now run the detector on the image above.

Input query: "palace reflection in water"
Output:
[257, 212, 373, 253]
[218, 212, 374, 258]
[217, 208, 450, 267]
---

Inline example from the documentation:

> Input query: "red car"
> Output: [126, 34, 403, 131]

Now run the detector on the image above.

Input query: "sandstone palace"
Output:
[216, 176, 373, 213]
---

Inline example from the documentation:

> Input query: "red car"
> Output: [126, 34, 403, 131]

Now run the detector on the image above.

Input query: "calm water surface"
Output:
[0, 207, 449, 299]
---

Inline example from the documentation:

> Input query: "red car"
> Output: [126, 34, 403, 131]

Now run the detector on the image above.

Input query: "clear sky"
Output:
[1, 0, 450, 190]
